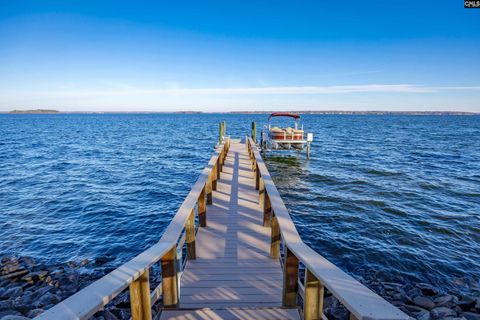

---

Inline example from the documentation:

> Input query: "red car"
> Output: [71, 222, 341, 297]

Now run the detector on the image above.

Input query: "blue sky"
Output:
[0, 0, 479, 112]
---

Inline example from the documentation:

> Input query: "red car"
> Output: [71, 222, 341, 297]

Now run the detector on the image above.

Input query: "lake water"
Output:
[0, 114, 479, 294]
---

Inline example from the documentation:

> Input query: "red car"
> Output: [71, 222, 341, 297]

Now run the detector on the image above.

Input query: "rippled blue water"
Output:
[1, 114, 479, 293]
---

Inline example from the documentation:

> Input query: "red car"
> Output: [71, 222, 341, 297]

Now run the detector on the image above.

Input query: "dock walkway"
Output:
[37, 134, 409, 320]
[161, 140, 297, 319]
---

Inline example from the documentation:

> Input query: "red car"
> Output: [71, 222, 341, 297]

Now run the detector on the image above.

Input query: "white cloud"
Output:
[10, 84, 480, 98]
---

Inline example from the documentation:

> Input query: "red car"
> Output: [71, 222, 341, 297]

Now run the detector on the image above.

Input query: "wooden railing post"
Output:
[212, 163, 218, 191]
[129, 269, 152, 320]
[259, 177, 265, 208]
[271, 214, 280, 259]
[206, 174, 213, 205]
[283, 247, 299, 307]
[198, 185, 207, 227]
[186, 209, 196, 260]
[263, 190, 272, 227]
[216, 157, 221, 180]
[219, 149, 224, 172]
[161, 247, 178, 308]
[304, 269, 324, 320]
[255, 163, 260, 190]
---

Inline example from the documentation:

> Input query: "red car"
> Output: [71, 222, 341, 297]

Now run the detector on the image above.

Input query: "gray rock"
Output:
[21, 270, 48, 283]
[458, 296, 476, 311]
[1, 287, 22, 299]
[11, 301, 30, 315]
[20, 257, 35, 268]
[414, 296, 436, 310]
[50, 269, 64, 277]
[0, 301, 12, 312]
[110, 308, 131, 320]
[415, 310, 431, 320]
[27, 309, 44, 318]
[391, 300, 404, 307]
[113, 292, 130, 308]
[417, 283, 438, 296]
[0, 316, 30, 320]
[35, 292, 61, 308]
[435, 295, 460, 308]
[431, 307, 457, 319]
[405, 304, 428, 314]
[94, 256, 115, 266]
[392, 292, 411, 303]
[80, 259, 89, 266]
[103, 310, 119, 320]
[408, 288, 424, 298]
[462, 313, 480, 320]
[0, 311, 23, 318]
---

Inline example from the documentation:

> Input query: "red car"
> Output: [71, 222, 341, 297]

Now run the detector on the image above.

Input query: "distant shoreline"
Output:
[3, 109, 479, 115]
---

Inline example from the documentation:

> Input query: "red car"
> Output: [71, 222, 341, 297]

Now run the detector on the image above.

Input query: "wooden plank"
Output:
[182, 295, 281, 303]
[180, 279, 283, 288]
[179, 302, 286, 308]
[183, 268, 282, 275]
[181, 286, 282, 295]
[182, 273, 283, 281]
[160, 308, 301, 320]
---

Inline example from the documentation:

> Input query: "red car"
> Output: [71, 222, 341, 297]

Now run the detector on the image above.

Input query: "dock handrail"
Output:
[36, 139, 231, 320]
[246, 137, 409, 320]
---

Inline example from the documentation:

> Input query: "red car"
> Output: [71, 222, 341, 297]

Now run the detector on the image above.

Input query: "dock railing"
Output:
[246, 137, 409, 320]
[36, 139, 231, 320]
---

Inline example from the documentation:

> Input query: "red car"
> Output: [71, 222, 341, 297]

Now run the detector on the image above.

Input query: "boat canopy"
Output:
[268, 112, 300, 120]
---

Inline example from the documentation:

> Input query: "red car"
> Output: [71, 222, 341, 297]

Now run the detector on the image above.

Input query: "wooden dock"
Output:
[161, 140, 295, 319]
[36, 135, 409, 320]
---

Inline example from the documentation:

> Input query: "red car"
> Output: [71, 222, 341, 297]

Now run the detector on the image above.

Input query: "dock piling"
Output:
[129, 270, 152, 320]
[161, 248, 179, 308]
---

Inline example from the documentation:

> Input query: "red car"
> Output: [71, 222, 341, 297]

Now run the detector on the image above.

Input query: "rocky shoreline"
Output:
[1, 256, 479, 320]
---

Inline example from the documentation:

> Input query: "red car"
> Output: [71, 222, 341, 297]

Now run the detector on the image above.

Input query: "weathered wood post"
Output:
[251, 121, 256, 143]
[219, 122, 224, 144]
[198, 185, 207, 227]
[161, 247, 179, 308]
[212, 163, 218, 190]
[206, 174, 213, 205]
[271, 214, 280, 259]
[304, 269, 324, 320]
[255, 163, 260, 190]
[283, 247, 299, 307]
[129, 270, 152, 320]
[186, 209, 196, 260]
[263, 190, 272, 227]
[259, 177, 265, 208]
[216, 156, 221, 180]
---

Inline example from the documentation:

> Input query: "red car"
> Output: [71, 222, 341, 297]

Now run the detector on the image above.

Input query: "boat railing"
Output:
[35, 139, 231, 320]
[246, 137, 409, 320]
